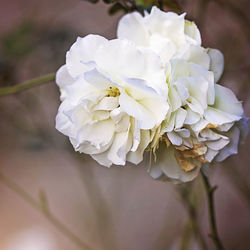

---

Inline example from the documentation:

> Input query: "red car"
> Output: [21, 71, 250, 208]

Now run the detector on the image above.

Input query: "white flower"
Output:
[118, 7, 200, 61]
[56, 35, 169, 167]
[118, 6, 224, 83]
[55, 7, 247, 182]
[148, 58, 245, 182]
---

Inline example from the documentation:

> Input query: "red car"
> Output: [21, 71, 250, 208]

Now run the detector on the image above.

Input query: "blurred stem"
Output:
[201, 172, 225, 250]
[0, 73, 55, 97]
[120, 0, 130, 11]
[75, 155, 118, 250]
[127, 0, 144, 15]
[0, 172, 92, 250]
[158, 0, 163, 10]
[179, 221, 192, 250]
[178, 186, 208, 250]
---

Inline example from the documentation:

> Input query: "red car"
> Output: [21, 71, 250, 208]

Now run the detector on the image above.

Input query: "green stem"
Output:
[178, 186, 208, 250]
[0, 73, 56, 97]
[158, 0, 163, 10]
[0, 172, 92, 250]
[201, 171, 225, 250]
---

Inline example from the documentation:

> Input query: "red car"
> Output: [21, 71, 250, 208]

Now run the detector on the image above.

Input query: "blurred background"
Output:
[0, 0, 249, 249]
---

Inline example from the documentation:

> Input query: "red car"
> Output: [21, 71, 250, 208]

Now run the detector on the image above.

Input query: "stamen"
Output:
[107, 87, 120, 97]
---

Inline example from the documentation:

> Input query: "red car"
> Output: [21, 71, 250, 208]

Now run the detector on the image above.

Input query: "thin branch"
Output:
[124, 0, 144, 15]
[158, 0, 164, 11]
[179, 221, 193, 250]
[119, 0, 130, 12]
[178, 186, 208, 250]
[201, 171, 225, 250]
[75, 154, 118, 250]
[0, 73, 56, 97]
[0, 172, 92, 250]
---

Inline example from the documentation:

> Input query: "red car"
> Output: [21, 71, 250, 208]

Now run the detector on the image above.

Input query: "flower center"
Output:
[107, 87, 120, 97]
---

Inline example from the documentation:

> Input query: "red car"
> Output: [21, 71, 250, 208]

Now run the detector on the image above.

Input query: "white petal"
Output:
[205, 148, 219, 162]
[175, 128, 190, 138]
[56, 65, 75, 101]
[177, 45, 210, 70]
[215, 126, 240, 162]
[119, 78, 169, 129]
[76, 119, 115, 154]
[212, 84, 243, 118]
[175, 82, 189, 103]
[180, 76, 208, 109]
[110, 107, 124, 123]
[117, 12, 149, 46]
[130, 119, 140, 152]
[56, 65, 74, 88]
[238, 117, 249, 143]
[149, 162, 164, 179]
[93, 97, 119, 111]
[137, 48, 168, 97]
[66, 35, 108, 77]
[150, 145, 201, 182]
[217, 122, 234, 132]
[149, 34, 175, 62]
[184, 20, 201, 45]
[56, 102, 76, 138]
[91, 151, 112, 167]
[204, 107, 242, 125]
[169, 85, 182, 112]
[95, 39, 144, 79]
[95, 39, 167, 96]
[64, 76, 99, 107]
[107, 129, 132, 165]
[200, 129, 227, 141]
[170, 60, 215, 105]
[188, 63, 215, 105]
[170, 59, 190, 82]
[115, 114, 130, 133]
[208, 48, 224, 82]
[206, 138, 229, 151]
[191, 119, 209, 132]
[185, 107, 200, 125]
[119, 92, 153, 129]
[162, 112, 175, 133]
[187, 96, 205, 115]
[188, 45, 210, 69]
[128, 130, 151, 164]
[175, 108, 187, 128]
[145, 7, 186, 49]
[90, 110, 110, 122]
[84, 68, 111, 90]
[167, 131, 183, 146]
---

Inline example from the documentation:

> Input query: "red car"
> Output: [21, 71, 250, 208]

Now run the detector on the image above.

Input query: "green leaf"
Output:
[108, 3, 126, 15]
[162, 0, 181, 12]
[82, 0, 99, 4]
[103, 0, 115, 4]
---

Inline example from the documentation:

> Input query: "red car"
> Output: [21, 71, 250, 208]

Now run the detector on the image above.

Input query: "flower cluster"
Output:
[56, 7, 247, 182]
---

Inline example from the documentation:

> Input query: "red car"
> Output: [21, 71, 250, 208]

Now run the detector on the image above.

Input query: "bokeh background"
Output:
[0, 0, 249, 249]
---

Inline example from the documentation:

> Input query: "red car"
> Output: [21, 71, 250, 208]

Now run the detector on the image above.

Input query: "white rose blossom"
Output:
[117, 6, 224, 82]
[55, 7, 248, 182]
[56, 35, 169, 167]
